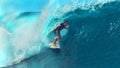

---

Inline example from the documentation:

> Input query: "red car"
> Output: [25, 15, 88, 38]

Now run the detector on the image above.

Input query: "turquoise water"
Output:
[1, 0, 120, 68]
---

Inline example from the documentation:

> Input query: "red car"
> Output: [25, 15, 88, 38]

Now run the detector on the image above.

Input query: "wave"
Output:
[43, 0, 120, 45]
[41, 0, 116, 39]
[0, 12, 42, 67]
[1, 0, 120, 67]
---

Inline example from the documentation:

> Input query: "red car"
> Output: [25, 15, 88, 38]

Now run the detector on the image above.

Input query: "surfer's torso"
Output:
[54, 23, 66, 32]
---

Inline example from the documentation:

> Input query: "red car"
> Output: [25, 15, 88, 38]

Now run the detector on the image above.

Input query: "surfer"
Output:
[50, 21, 69, 47]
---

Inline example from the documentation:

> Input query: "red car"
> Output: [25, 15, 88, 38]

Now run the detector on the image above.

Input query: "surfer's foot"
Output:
[51, 43, 57, 47]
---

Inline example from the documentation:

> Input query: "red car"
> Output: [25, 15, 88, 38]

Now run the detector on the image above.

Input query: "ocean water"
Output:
[1, 0, 120, 68]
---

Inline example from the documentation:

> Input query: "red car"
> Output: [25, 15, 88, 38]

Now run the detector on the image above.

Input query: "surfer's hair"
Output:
[64, 21, 68, 23]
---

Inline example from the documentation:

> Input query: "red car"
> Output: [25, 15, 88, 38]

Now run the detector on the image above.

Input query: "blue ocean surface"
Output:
[0, 0, 120, 68]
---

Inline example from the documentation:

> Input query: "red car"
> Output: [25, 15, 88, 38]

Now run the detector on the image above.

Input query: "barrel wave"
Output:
[1, 0, 120, 68]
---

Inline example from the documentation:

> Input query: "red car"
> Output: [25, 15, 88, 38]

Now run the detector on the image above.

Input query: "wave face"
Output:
[1, 0, 120, 68]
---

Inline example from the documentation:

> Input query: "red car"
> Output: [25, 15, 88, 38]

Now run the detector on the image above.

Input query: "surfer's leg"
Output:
[53, 30, 61, 46]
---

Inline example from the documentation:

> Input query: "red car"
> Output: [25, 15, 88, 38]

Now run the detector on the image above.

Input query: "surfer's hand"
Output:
[65, 25, 69, 29]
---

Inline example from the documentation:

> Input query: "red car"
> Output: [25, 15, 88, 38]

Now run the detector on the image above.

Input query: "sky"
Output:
[0, 0, 49, 15]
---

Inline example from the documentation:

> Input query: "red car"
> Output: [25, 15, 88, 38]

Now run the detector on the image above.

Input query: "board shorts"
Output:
[54, 30, 61, 39]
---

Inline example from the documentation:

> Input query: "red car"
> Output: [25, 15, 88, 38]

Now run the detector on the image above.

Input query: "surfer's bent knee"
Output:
[55, 30, 61, 40]
[58, 37, 61, 40]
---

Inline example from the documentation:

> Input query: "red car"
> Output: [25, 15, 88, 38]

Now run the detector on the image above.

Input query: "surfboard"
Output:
[49, 43, 60, 49]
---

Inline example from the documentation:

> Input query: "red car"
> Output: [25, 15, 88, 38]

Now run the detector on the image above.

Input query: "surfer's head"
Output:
[63, 21, 68, 26]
